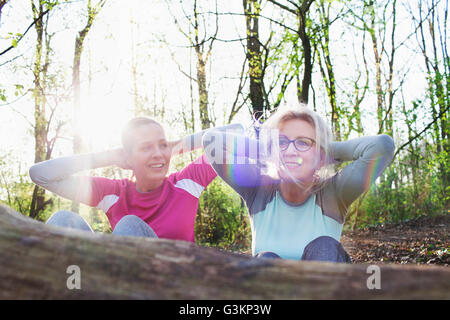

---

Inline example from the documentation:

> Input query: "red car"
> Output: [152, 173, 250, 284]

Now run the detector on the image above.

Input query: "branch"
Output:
[156, 37, 197, 82]
[267, 0, 297, 15]
[0, 8, 50, 56]
[0, 90, 30, 107]
[228, 57, 248, 124]
[0, 0, 8, 23]
[393, 103, 450, 159]
[205, 0, 219, 64]
[0, 52, 24, 67]
[190, 11, 299, 34]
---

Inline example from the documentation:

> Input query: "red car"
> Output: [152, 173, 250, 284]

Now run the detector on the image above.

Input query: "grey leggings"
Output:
[47, 211, 350, 262]
[46, 210, 158, 238]
[255, 236, 352, 263]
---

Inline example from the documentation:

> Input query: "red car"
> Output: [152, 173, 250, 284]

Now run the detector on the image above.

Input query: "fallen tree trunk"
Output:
[0, 203, 449, 299]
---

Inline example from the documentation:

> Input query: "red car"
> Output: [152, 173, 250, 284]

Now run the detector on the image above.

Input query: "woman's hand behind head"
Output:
[110, 148, 132, 170]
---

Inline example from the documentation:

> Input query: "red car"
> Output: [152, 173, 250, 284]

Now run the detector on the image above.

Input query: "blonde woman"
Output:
[202, 106, 395, 262]
[30, 117, 242, 240]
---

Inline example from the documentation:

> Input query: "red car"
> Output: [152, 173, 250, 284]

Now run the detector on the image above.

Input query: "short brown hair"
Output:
[121, 117, 162, 152]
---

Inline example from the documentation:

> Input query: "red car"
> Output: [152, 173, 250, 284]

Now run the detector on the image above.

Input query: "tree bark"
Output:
[267, 0, 313, 106]
[296, 1, 313, 105]
[169, 0, 216, 129]
[367, 1, 384, 135]
[71, 0, 105, 213]
[29, 0, 49, 219]
[244, 0, 265, 118]
[313, 0, 340, 140]
[0, 203, 449, 299]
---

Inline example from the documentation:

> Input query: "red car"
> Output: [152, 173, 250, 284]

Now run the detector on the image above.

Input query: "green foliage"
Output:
[0, 154, 34, 216]
[0, 88, 6, 102]
[82, 205, 112, 233]
[14, 84, 24, 96]
[5, 32, 23, 48]
[346, 141, 449, 230]
[196, 178, 251, 252]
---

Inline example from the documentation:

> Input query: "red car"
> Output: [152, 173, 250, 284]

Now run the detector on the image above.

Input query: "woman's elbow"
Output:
[28, 164, 46, 186]
[29, 165, 38, 182]
[378, 134, 395, 155]
[202, 129, 220, 152]
[375, 134, 396, 165]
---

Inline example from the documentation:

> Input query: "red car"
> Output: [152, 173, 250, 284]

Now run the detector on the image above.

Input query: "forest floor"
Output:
[341, 214, 449, 266]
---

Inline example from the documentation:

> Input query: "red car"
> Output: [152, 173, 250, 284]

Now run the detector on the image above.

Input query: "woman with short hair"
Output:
[29, 117, 242, 241]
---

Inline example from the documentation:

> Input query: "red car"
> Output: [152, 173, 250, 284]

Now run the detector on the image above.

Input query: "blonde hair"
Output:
[262, 104, 335, 193]
[121, 117, 162, 152]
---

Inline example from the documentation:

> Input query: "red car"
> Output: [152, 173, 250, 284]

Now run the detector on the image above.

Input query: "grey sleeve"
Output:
[202, 129, 264, 202]
[172, 123, 245, 154]
[29, 154, 99, 204]
[329, 134, 395, 211]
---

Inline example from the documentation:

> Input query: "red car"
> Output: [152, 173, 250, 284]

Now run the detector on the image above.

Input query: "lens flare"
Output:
[216, 126, 333, 189]
[364, 155, 387, 190]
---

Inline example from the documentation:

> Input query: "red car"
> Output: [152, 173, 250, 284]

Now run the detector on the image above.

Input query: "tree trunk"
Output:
[71, 0, 103, 213]
[196, 51, 210, 130]
[71, 33, 83, 213]
[29, 0, 48, 219]
[314, 0, 340, 140]
[188, 0, 215, 130]
[296, 2, 313, 105]
[370, 30, 383, 134]
[0, 203, 449, 299]
[244, 0, 265, 118]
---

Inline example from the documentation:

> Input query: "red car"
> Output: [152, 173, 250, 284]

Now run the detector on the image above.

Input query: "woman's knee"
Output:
[255, 251, 281, 259]
[46, 210, 93, 232]
[306, 236, 341, 250]
[116, 214, 145, 225]
[113, 215, 158, 238]
[302, 236, 351, 263]
[115, 215, 149, 231]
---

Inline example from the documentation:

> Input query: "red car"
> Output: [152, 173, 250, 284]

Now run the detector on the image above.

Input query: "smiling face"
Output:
[277, 118, 323, 183]
[125, 123, 171, 191]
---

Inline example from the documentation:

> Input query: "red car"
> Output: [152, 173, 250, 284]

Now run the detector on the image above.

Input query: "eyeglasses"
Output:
[279, 136, 316, 152]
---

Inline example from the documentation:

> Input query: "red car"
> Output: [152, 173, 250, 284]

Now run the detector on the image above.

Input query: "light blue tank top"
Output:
[250, 192, 343, 260]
